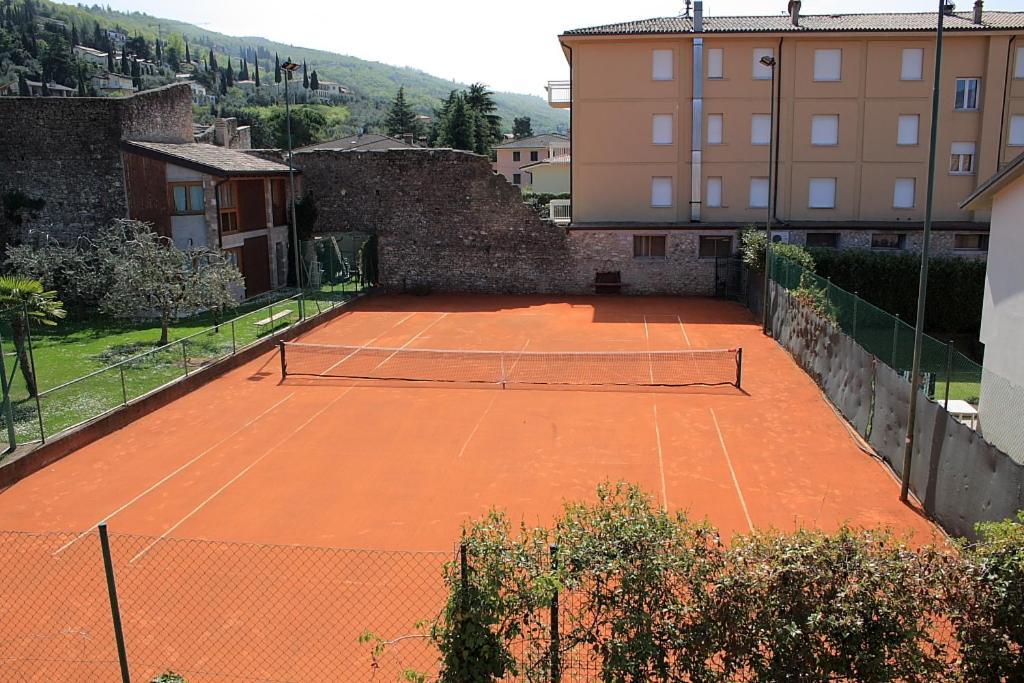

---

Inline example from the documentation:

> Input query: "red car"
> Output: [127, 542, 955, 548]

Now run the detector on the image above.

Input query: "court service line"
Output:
[129, 314, 450, 563]
[456, 340, 529, 459]
[709, 408, 754, 532]
[53, 393, 296, 556]
[319, 311, 418, 376]
[676, 315, 692, 348]
[651, 403, 669, 512]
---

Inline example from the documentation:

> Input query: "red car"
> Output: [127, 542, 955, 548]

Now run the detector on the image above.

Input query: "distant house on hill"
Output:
[73, 44, 108, 66]
[493, 133, 570, 188]
[0, 79, 75, 97]
[296, 132, 417, 152]
[520, 154, 570, 194]
[92, 71, 134, 96]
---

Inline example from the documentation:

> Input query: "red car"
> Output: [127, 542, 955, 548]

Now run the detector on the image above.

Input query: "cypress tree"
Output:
[240, 57, 248, 81]
[92, 22, 103, 49]
[309, 70, 319, 91]
[185, 41, 190, 64]
[274, 52, 281, 83]
[209, 49, 217, 71]
[77, 67, 86, 96]
[130, 59, 140, 89]
[302, 60, 308, 89]
[225, 59, 234, 86]
[120, 46, 128, 74]
[106, 50, 114, 72]
[71, 23, 79, 46]
[17, 72, 29, 96]
[254, 59, 260, 87]
[155, 37, 161, 62]
[41, 79, 49, 96]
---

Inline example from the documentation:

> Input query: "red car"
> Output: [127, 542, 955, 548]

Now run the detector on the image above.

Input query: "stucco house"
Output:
[521, 154, 571, 194]
[73, 44, 108, 66]
[120, 141, 296, 297]
[493, 133, 570, 188]
[960, 151, 1024, 463]
[91, 71, 134, 96]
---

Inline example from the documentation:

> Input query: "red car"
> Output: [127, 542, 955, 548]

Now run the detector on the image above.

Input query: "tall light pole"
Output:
[900, 0, 948, 503]
[280, 58, 302, 298]
[760, 55, 777, 334]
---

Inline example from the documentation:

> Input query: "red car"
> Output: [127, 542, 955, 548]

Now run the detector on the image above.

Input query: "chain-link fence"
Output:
[0, 235, 373, 451]
[0, 528, 449, 683]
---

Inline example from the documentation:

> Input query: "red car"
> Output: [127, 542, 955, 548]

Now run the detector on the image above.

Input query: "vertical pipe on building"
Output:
[690, 1, 704, 222]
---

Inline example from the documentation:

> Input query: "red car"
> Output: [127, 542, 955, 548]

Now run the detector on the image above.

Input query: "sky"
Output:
[65, 0, 1024, 97]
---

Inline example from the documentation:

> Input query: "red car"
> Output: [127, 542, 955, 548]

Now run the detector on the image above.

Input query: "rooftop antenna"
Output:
[684, 0, 692, 17]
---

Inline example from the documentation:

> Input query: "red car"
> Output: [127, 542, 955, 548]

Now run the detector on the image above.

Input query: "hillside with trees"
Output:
[0, 0, 568, 140]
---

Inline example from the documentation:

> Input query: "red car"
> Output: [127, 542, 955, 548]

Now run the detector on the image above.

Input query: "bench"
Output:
[594, 271, 624, 295]
[254, 309, 293, 332]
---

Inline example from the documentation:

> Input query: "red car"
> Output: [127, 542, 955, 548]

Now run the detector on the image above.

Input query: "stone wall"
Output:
[784, 228, 989, 259]
[0, 83, 192, 245]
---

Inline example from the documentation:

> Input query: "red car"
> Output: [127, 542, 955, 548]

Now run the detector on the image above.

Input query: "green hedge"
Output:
[808, 248, 986, 336]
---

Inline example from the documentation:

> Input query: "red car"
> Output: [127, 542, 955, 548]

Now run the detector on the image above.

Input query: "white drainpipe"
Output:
[690, 1, 704, 222]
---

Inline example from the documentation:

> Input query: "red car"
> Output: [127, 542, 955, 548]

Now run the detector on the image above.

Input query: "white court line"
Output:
[129, 314, 449, 563]
[53, 393, 296, 556]
[652, 403, 669, 512]
[642, 315, 655, 384]
[709, 408, 754, 532]
[318, 311, 418, 376]
[676, 315, 692, 348]
[457, 340, 530, 457]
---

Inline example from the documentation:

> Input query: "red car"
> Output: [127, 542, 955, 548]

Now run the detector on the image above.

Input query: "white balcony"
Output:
[548, 143, 571, 159]
[546, 80, 571, 108]
[549, 199, 571, 224]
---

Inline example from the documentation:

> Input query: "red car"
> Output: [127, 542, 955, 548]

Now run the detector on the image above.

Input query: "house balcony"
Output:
[549, 199, 571, 225]
[548, 143, 571, 159]
[546, 80, 571, 108]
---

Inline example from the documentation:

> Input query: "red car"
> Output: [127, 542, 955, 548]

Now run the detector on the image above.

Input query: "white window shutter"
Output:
[752, 48, 774, 79]
[901, 49, 924, 81]
[651, 177, 673, 206]
[813, 49, 842, 81]
[707, 48, 724, 79]
[751, 114, 771, 145]
[652, 114, 674, 145]
[897, 115, 919, 145]
[652, 49, 674, 81]
[810, 115, 839, 145]
[1010, 115, 1024, 146]
[706, 177, 723, 207]
[951, 141, 976, 155]
[707, 114, 723, 144]
[808, 178, 837, 208]
[893, 178, 915, 208]
[749, 178, 769, 207]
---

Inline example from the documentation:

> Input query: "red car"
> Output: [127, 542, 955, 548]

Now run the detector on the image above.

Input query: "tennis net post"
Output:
[735, 347, 743, 390]
[278, 340, 287, 379]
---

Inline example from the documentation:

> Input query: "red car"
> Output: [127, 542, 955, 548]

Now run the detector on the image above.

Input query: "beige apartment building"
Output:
[552, 2, 1024, 259]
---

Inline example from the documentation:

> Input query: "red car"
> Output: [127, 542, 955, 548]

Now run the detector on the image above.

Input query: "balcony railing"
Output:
[546, 80, 571, 108]
[548, 143, 571, 159]
[549, 199, 571, 224]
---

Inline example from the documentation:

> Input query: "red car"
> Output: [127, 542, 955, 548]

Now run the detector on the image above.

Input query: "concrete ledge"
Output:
[0, 293, 367, 491]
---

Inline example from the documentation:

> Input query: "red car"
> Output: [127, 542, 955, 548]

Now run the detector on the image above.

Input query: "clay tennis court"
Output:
[0, 294, 938, 682]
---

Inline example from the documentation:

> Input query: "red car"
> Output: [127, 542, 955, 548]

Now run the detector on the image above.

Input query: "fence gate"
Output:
[713, 257, 744, 300]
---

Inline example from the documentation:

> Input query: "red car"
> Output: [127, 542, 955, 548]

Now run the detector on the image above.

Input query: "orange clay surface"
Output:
[0, 294, 940, 682]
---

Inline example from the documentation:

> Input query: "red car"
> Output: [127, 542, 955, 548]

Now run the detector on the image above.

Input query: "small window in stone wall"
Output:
[871, 233, 906, 250]
[806, 232, 839, 248]
[954, 233, 989, 251]
[698, 236, 732, 259]
[634, 235, 667, 258]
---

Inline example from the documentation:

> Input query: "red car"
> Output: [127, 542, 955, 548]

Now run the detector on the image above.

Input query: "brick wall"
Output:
[0, 83, 192, 246]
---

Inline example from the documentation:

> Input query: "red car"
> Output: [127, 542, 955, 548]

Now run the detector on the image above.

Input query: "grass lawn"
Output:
[1, 283, 361, 447]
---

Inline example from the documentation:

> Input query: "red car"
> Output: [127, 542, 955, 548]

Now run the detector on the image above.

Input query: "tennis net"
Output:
[279, 342, 742, 389]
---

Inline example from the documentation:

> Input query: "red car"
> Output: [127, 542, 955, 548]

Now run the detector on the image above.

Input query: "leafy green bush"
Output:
[741, 228, 815, 273]
[809, 248, 986, 335]
[792, 273, 838, 323]
[150, 673, 187, 683]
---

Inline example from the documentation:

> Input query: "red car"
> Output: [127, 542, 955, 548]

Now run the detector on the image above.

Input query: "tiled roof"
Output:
[122, 141, 293, 175]
[494, 133, 569, 149]
[521, 154, 571, 169]
[295, 133, 416, 152]
[564, 11, 1024, 35]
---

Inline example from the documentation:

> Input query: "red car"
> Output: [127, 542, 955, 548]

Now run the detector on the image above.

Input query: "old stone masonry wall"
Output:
[0, 83, 193, 246]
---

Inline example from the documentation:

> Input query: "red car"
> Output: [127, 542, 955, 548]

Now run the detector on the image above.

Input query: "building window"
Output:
[1009, 115, 1024, 146]
[950, 142, 976, 174]
[752, 48, 774, 80]
[954, 78, 980, 110]
[806, 232, 839, 248]
[170, 182, 204, 215]
[652, 49, 674, 81]
[872, 233, 906, 250]
[813, 49, 842, 82]
[707, 113, 723, 144]
[901, 48, 924, 81]
[699, 236, 732, 259]
[217, 182, 238, 231]
[634, 235, 667, 258]
[893, 178, 916, 209]
[810, 115, 839, 146]
[751, 114, 771, 145]
[512, 151, 521, 162]
[749, 177, 769, 208]
[512, 173, 522, 185]
[706, 176, 723, 208]
[530, 151, 539, 162]
[651, 177, 673, 207]
[954, 233, 989, 251]
[707, 48, 724, 79]
[808, 178, 836, 209]
[897, 114, 920, 146]
[652, 114, 674, 145]
[1016, 47, 1024, 78]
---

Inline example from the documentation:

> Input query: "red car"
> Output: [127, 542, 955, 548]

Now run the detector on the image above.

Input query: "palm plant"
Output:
[0, 276, 66, 398]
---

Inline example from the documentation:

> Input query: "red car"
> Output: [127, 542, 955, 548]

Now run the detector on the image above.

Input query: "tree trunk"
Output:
[11, 317, 37, 398]
[159, 315, 170, 346]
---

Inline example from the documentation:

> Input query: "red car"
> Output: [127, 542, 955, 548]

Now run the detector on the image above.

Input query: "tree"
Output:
[0, 276, 65, 397]
[302, 59, 308, 89]
[309, 69, 319, 91]
[130, 58, 140, 90]
[274, 52, 280, 84]
[239, 57, 248, 81]
[106, 49, 114, 72]
[120, 45, 128, 75]
[155, 37, 161, 62]
[224, 60, 233, 87]
[76, 66, 86, 96]
[17, 72, 28, 96]
[512, 117, 533, 139]
[465, 83, 502, 150]
[253, 59, 260, 87]
[209, 48, 217, 71]
[40, 79, 49, 96]
[70, 23, 78, 46]
[184, 40, 190, 64]
[384, 86, 418, 138]
[93, 221, 243, 346]
[445, 93, 475, 152]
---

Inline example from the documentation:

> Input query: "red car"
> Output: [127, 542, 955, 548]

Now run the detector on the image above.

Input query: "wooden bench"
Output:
[254, 309, 293, 332]
[594, 271, 624, 295]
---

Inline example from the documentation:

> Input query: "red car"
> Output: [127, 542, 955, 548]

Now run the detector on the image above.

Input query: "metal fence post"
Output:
[119, 366, 128, 406]
[550, 544, 561, 683]
[892, 314, 900, 370]
[0, 334, 16, 450]
[180, 341, 189, 377]
[23, 306, 45, 443]
[231, 320, 237, 355]
[944, 340, 954, 408]
[98, 523, 132, 683]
